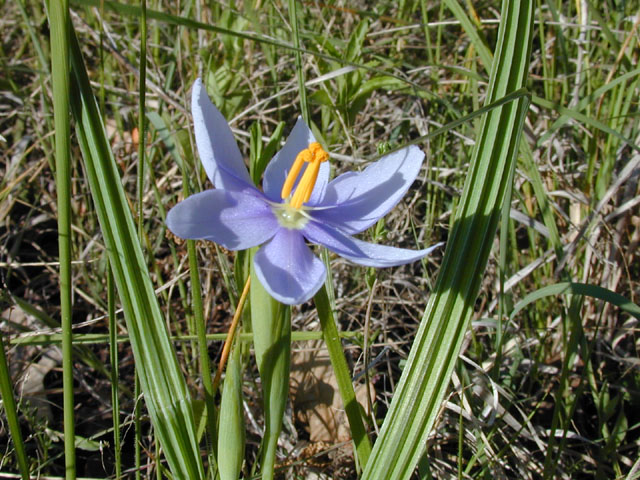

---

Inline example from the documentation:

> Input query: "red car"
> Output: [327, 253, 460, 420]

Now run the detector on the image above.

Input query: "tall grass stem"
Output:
[0, 335, 29, 479]
[314, 285, 372, 467]
[288, 0, 309, 124]
[108, 265, 122, 478]
[49, 1, 76, 477]
[137, 0, 147, 240]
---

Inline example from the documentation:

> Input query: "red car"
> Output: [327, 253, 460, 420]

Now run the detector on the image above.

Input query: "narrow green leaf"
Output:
[353, 75, 407, 101]
[536, 67, 640, 147]
[249, 122, 263, 186]
[362, 1, 534, 478]
[218, 345, 245, 480]
[314, 285, 372, 467]
[47, 1, 76, 476]
[107, 266, 122, 479]
[0, 335, 29, 479]
[288, 0, 309, 124]
[510, 282, 640, 321]
[442, 0, 564, 258]
[136, 0, 147, 239]
[532, 95, 640, 155]
[253, 122, 285, 186]
[67, 21, 205, 480]
[9, 330, 359, 347]
[250, 253, 291, 480]
[344, 18, 369, 63]
[442, 0, 492, 68]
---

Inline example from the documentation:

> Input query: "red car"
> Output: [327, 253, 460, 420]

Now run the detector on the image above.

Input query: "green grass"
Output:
[0, 1, 639, 479]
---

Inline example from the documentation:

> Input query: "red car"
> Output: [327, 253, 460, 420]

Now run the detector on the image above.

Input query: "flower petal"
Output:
[262, 117, 330, 203]
[253, 228, 326, 305]
[166, 190, 278, 250]
[192, 78, 254, 191]
[304, 221, 441, 267]
[312, 145, 424, 234]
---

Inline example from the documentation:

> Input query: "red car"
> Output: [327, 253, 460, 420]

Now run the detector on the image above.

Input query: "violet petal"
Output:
[304, 221, 440, 267]
[253, 228, 326, 304]
[166, 189, 278, 250]
[312, 145, 424, 234]
[192, 79, 254, 191]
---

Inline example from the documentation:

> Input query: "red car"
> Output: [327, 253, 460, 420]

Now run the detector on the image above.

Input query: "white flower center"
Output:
[273, 202, 310, 230]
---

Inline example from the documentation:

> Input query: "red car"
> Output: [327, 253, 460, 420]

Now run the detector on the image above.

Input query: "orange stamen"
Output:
[281, 142, 329, 209]
[280, 149, 309, 198]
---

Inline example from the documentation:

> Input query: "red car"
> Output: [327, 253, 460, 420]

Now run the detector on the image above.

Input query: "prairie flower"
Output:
[167, 79, 439, 304]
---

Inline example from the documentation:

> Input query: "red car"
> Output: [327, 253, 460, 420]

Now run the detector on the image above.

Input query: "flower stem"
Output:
[212, 275, 251, 393]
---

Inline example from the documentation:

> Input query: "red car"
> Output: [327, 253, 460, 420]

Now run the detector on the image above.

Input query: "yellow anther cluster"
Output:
[281, 142, 329, 209]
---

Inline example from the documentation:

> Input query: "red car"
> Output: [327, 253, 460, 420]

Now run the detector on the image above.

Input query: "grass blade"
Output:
[148, 109, 218, 452]
[288, 0, 309, 124]
[533, 95, 640, 155]
[442, 0, 492, 68]
[250, 253, 290, 480]
[361, 1, 534, 478]
[107, 266, 122, 479]
[511, 282, 640, 321]
[218, 344, 245, 480]
[0, 335, 29, 479]
[314, 285, 372, 467]
[67, 20, 205, 479]
[136, 0, 147, 239]
[47, 1, 76, 476]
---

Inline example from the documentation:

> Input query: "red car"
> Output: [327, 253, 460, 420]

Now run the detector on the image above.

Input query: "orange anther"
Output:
[281, 142, 329, 208]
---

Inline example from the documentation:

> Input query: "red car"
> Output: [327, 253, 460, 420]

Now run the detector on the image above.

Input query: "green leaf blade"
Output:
[68, 23, 205, 480]
[361, 1, 535, 478]
[250, 254, 291, 480]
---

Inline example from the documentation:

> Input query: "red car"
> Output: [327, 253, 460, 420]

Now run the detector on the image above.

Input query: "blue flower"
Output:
[167, 79, 440, 304]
